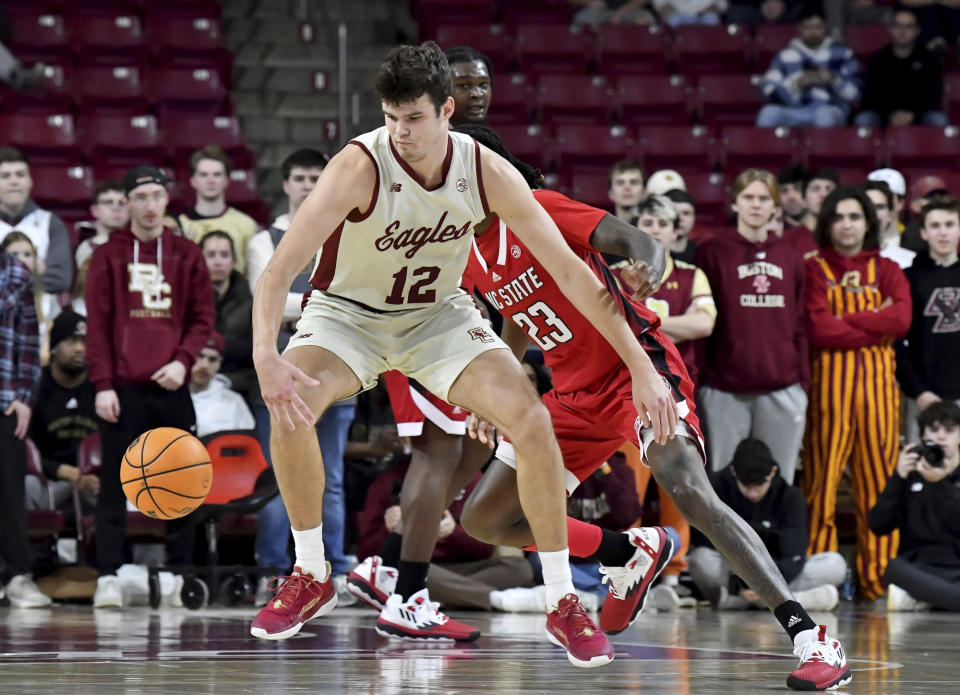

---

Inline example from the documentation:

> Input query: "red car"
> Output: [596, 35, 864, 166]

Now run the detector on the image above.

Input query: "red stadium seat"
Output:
[844, 24, 890, 59]
[224, 169, 262, 207]
[696, 74, 766, 127]
[160, 114, 244, 151]
[536, 75, 616, 126]
[435, 25, 514, 74]
[1, 63, 73, 114]
[945, 74, 960, 124]
[569, 171, 614, 212]
[6, 11, 68, 54]
[804, 127, 883, 171]
[25, 438, 65, 544]
[0, 113, 79, 163]
[31, 165, 96, 206]
[412, 0, 496, 37]
[515, 24, 594, 75]
[72, 65, 148, 113]
[753, 25, 798, 72]
[595, 24, 672, 77]
[638, 126, 717, 174]
[72, 11, 145, 63]
[674, 25, 752, 76]
[486, 74, 534, 125]
[145, 15, 222, 52]
[684, 172, 730, 227]
[617, 75, 693, 127]
[554, 124, 636, 179]
[501, 0, 573, 28]
[719, 125, 800, 173]
[495, 124, 553, 173]
[886, 126, 960, 173]
[81, 114, 164, 166]
[147, 66, 228, 113]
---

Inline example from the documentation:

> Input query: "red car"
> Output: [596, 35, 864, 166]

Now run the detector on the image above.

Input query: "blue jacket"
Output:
[761, 37, 861, 109]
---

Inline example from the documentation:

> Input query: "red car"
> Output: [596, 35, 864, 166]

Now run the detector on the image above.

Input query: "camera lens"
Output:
[919, 440, 946, 468]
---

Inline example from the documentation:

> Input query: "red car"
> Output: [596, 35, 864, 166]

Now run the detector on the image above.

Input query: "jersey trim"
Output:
[310, 220, 346, 292]
[346, 141, 380, 222]
[473, 139, 490, 216]
[388, 134, 454, 192]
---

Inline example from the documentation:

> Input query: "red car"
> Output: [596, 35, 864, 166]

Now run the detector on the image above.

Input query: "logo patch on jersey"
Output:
[511, 245, 521, 259]
[491, 271, 502, 282]
[752, 274, 771, 294]
[923, 287, 960, 333]
[391, 183, 402, 192]
[840, 270, 862, 289]
[456, 178, 468, 192]
[468, 327, 495, 343]
[294, 333, 313, 340]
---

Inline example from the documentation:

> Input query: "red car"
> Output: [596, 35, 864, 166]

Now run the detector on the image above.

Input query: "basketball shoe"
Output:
[347, 555, 398, 610]
[598, 526, 674, 634]
[545, 593, 615, 668]
[787, 625, 852, 691]
[375, 588, 480, 642]
[250, 563, 336, 640]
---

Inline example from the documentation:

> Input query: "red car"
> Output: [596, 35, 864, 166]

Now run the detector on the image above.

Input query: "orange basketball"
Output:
[120, 427, 213, 519]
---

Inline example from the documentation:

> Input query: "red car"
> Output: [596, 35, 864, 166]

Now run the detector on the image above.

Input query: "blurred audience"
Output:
[652, 0, 727, 26]
[728, 0, 803, 25]
[189, 331, 255, 438]
[570, 0, 655, 27]
[902, 176, 950, 254]
[663, 189, 703, 262]
[607, 159, 645, 224]
[900, 0, 960, 51]
[783, 167, 838, 257]
[1, 232, 56, 363]
[778, 165, 809, 228]
[867, 168, 906, 232]
[75, 182, 128, 273]
[862, 180, 916, 269]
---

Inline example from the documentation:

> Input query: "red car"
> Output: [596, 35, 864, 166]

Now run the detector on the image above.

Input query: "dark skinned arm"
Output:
[588, 213, 666, 300]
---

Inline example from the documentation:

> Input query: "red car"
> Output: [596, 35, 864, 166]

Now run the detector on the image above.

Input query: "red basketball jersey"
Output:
[645, 258, 705, 385]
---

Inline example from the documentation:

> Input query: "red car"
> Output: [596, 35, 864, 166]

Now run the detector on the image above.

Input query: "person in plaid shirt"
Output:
[0, 246, 50, 607]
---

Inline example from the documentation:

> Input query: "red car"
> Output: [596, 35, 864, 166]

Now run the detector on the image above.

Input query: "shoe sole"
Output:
[544, 628, 614, 668]
[603, 530, 675, 635]
[8, 598, 53, 608]
[346, 577, 386, 611]
[786, 665, 852, 691]
[249, 592, 338, 640]
[374, 622, 460, 643]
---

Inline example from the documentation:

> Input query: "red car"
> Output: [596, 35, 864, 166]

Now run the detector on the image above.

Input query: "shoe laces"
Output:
[794, 637, 841, 666]
[598, 565, 629, 599]
[268, 571, 315, 602]
[410, 595, 449, 625]
[555, 595, 597, 638]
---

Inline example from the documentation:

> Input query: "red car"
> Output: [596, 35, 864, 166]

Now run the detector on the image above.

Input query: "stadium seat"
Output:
[752, 24, 798, 72]
[536, 75, 616, 126]
[696, 74, 766, 127]
[72, 11, 145, 63]
[554, 124, 636, 179]
[412, 0, 496, 37]
[81, 114, 164, 165]
[72, 65, 148, 113]
[595, 24, 673, 77]
[674, 25, 752, 75]
[719, 125, 800, 173]
[31, 165, 95, 206]
[617, 75, 692, 127]
[496, 124, 553, 173]
[683, 172, 730, 227]
[638, 126, 717, 174]
[569, 171, 614, 211]
[25, 438, 65, 544]
[0, 113, 79, 163]
[804, 127, 883, 171]
[145, 14, 222, 52]
[886, 126, 960, 173]
[945, 74, 960, 124]
[515, 24, 594, 75]
[486, 74, 534, 125]
[1, 63, 72, 114]
[435, 25, 514, 73]
[500, 0, 573, 28]
[5, 11, 68, 56]
[161, 114, 244, 151]
[147, 66, 228, 113]
[224, 169, 262, 207]
[844, 24, 890, 59]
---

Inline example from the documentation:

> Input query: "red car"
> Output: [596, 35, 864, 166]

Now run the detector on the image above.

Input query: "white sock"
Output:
[793, 627, 820, 648]
[539, 548, 575, 611]
[292, 524, 328, 580]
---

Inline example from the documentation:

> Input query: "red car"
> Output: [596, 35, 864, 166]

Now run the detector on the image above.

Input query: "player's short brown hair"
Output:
[607, 159, 644, 190]
[189, 145, 233, 176]
[374, 41, 452, 115]
[0, 146, 29, 167]
[815, 186, 880, 251]
[920, 195, 960, 229]
[731, 168, 781, 207]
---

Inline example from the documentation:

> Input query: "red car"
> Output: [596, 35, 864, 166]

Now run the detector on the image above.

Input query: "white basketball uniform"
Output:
[287, 126, 507, 401]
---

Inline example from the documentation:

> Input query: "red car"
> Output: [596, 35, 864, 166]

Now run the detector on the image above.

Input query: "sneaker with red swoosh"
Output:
[250, 563, 337, 640]
[787, 625, 852, 691]
[545, 593, 615, 668]
[598, 526, 674, 634]
[346, 555, 398, 611]
[376, 588, 480, 642]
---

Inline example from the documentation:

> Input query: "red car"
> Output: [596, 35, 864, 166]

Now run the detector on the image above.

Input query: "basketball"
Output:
[120, 427, 213, 520]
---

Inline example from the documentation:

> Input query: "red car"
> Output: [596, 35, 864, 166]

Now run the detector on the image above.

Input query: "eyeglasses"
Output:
[96, 198, 127, 207]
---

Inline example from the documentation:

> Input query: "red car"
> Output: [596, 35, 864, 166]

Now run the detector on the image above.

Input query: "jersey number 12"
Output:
[385, 265, 441, 305]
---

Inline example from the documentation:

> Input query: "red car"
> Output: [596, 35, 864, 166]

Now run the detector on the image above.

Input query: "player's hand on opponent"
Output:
[620, 259, 662, 302]
[151, 360, 187, 390]
[95, 390, 120, 423]
[467, 413, 497, 449]
[3, 400, 31, 439]
[256, 351, 320, 431]
[632, 363, 679, 445]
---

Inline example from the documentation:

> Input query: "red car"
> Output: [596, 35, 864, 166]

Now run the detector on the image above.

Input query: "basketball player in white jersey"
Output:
[249, 42, 677, 668]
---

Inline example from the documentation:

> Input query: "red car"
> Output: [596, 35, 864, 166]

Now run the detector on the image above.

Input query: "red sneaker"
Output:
[598, 526, 674, 635]
[346, 555, 398, 611]
[545, 593, 615, 668]
[375, 588, 480, 642]
[787, 625, 852, 691]
[250, 564, 337, 640]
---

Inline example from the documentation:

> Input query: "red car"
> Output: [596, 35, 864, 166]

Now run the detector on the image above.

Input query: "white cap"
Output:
[867, 168, 906, 197]
[645, 169, 686, 196]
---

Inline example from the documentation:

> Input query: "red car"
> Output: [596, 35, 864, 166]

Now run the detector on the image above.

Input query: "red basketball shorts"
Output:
[383, 370, 469, 437]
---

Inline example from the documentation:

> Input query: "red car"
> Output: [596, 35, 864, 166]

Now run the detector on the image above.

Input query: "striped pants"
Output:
[802, 347, 900, 599]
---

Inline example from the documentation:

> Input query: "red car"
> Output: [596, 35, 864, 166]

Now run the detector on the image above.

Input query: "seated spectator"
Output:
[651, 0, 726, 26]
[854, 10, 947, 128]
[178, 146, 258, 274]
[869, 401, 960, 611]
[757, 8, 860, 128]
[188, 331, 255, 438]
[1, 232, 57, 362]
[75, 182, 128, 273]
[727, 0, 803, 25]
[862, 180, 915, 269]
[570, 0, 655, 27]
[607, 159, 645, 224]
[902, 176, 950, 254]
[664, 189, 704, 262]
[26, 311, 98, 519]
[900, 0, 960, 51]
[778, 165, 809, 228]
[0, 147, 73, 294]
[688, 438, 846, 611]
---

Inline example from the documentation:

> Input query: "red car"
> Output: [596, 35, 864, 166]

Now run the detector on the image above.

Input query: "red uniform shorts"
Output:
[383, 370, 469, 437]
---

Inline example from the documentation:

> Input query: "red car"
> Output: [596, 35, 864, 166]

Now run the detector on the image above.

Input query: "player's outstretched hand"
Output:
[631, 365, 678, 445]
[467, 413, 497, 449]
[620, 259, 662, 302]
[257, 352, 320, 431]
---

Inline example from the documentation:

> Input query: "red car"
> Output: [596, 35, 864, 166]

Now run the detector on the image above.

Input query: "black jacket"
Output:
[860, 43, 942, 121]
[213, 269, 254, 398]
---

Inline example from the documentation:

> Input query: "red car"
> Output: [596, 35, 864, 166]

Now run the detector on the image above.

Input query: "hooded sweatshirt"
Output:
[85, 226, 214, 392]
[190, 373, 256, 438]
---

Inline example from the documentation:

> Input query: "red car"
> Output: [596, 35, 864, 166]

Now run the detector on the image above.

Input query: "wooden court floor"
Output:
[0, 601, 956, 694]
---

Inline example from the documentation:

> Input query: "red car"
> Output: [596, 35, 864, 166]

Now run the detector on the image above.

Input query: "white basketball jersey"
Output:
[308, 126, 489, 311]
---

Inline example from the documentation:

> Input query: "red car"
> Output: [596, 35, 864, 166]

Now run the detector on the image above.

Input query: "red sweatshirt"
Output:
[694, 230, 809, 393]
[804, 246, 912, 350]
[85, 227, 215, 392]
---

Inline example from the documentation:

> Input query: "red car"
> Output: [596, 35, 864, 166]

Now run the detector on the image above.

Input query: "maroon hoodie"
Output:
[694, 229, 809, 393]
[85, 226, 214, 392]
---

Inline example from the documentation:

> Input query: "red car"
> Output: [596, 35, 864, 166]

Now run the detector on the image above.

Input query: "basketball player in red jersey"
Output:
[453, 125, 851, 692]
[250, 43, 678, 668]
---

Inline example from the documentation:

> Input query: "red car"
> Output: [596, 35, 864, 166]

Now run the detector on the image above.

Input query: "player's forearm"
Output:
[589, 214, 666, 279]
[660, 310, 714, 343]
[500, 319, 531, 360]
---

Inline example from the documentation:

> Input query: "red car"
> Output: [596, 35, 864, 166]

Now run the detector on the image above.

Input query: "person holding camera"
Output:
[868, 401, 960, 611]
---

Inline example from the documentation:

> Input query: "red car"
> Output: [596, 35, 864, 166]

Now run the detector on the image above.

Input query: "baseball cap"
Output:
[123, 165, 171, 196]
[203, 331, 226, 356]
[911, 174, 948, 201]
[49, 310, 86, 349]
[646, 169, 686, 196]
[867, 168, 906, 197]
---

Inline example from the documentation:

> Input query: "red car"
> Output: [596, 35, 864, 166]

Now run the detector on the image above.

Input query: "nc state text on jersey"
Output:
[375, 211, 472, 260]
[482, 266, 544, 310]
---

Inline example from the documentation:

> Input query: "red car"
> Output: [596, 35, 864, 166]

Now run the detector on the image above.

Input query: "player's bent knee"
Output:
[500, 401, 553, 449]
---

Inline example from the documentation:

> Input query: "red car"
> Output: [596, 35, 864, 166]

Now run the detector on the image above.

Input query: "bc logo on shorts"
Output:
[468, 327, 495, 343]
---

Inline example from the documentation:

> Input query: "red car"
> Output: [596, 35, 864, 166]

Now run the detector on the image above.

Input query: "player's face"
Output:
[608, 170, 644, 209]
[673, 201, 695, 237]
[779, 181, 806, 217]
[636, 212, 678, 248]
[921, 209, 960, 260]
[3, 239, 36, 272]
[53, 335, 86, 374]
[450, 60, 492, 127]
[91, 190, 129, 231]
[0, 162, 32, 213]
[829, 198, 868, 256]
[202, 237, 235, 283]
[733, 180, 776, 230]
[191, 347, 222, 388]
[734, 468, 776, 503]
[283, 166, 324, 211]
[127, 183, 168, 232]
[383, 94, 455, 164]
[864, 189, 893, 234]
[804, 178, 835, 215]
[191, 158, 229, 201]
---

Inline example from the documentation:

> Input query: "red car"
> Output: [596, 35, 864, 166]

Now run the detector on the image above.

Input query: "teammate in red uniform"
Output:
[454, 125, 851, 692]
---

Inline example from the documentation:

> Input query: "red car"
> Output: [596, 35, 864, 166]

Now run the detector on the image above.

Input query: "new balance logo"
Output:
[391, 183, 402, 192]
[787, 615, 801, 628]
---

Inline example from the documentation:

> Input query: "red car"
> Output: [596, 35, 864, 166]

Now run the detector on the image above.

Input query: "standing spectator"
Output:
[778, 165, 809, 228]
[664, 189, 703, 263]
[757, 9, 860, 128]
[854, 10, 946, 128]
[783, 168, 838, 257]
[26, 310, 98, 517]
[178, 146, 258, 274]
[0, 239, 49, 607]
[902, 176, 950, 254]
[0, 147, 73, 294]
[728, 0, 803, 25]
[569, 0, 655, 27]
[869, 401, 960, 612]
[867, 168, 906, 233]
[75, 182, 129, 273]
[607, 160, 645, 223]
[695, 169, 809, 484]
[652, 0, 727, 26]
[688, 438, 846, 611]
[85, 166, 214, 608]
[862, 180, 915, 270]
[1, 233, 56, 362]
[802, 187, 912, 599]
[189, 331, 255, 438]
